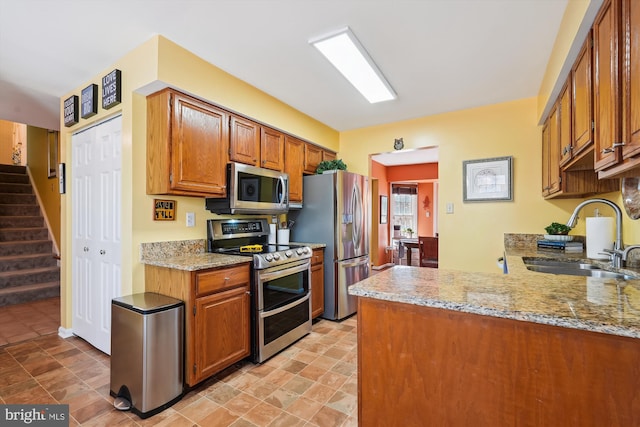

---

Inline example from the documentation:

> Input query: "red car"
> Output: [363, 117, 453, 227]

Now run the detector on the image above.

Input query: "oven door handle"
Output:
[258, 261, 310, 282]
[260, 292, 310, 318]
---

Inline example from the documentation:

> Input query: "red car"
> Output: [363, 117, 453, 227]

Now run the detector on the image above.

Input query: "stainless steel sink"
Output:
[523, 258, 633, 280]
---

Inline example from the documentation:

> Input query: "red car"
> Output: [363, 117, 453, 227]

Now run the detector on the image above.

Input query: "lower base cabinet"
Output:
[358, 296, 640, 426]
[145, 262, 251, 387]
[310, 248, 324, 319]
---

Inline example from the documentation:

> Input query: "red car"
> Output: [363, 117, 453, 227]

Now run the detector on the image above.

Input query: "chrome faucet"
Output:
[566, 198, 624, 268]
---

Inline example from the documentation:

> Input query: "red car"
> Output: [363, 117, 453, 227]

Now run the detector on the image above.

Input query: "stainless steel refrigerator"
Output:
[290, 170, 370, 320]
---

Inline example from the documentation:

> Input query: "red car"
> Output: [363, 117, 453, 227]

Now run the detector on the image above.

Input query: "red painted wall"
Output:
[372, 162, 438, 266]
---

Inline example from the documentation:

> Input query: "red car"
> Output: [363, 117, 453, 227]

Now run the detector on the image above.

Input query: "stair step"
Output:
[0, 240, 52, 256]
[0, 266, 60, 289]
[0, 204, 40, 216]
[0, 183, 33, 194]
[0, 193, 36, 204]
[0, 173, 30, 185]
[0, 165, 26, 175]
[0, 216, 44, 228]
[0, 227, 49, 241]
[0, 254, 57, 272]
[0, 282, 59, 307]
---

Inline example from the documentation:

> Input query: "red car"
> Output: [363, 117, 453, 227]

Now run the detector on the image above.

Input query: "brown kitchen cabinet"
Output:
[229, 115, 284, 172]
[322, 150, 337, 162]
[145, 262, 251, 387]
[284, 135, 305, 204]
[146, 88, 229, 197]
[542, 105, 561, 197]
[304, 143, 323, 174]
[542, 90, 618, 199]
[561, 34, 595, 170]
[598, 0, 640, 178]
[310, 248, 325, 319]
[260, 127, 285, 171]
[229, 114, 260, 166]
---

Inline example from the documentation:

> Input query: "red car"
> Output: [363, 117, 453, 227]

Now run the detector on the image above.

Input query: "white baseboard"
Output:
[371, 263, 395, 270]
[58, 326, 74, 339]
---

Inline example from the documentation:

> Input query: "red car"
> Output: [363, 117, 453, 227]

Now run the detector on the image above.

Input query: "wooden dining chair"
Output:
[419, 236, 438, 268]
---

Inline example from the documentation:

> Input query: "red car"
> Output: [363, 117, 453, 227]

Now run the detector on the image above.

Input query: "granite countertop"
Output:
[140, 239, 325, 271]
[349, 240, 640, 339]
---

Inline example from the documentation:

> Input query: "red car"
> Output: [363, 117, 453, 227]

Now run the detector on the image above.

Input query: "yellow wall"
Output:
[26, 126, 61, 250]
[340, 97, 631, 273]
[58, 36, 339, 329]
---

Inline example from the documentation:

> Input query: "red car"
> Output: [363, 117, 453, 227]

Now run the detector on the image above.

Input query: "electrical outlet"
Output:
[186, 212, 195, 227]
[446, 203, 454, 214]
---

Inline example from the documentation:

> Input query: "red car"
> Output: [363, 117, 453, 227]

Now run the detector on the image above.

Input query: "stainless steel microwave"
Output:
[205, 162, 289, 214]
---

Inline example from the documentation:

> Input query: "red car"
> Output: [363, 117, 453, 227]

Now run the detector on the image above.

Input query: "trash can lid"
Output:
[112, 292, 183, 314]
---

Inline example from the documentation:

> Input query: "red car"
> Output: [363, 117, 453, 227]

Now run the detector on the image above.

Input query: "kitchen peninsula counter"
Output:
[350, 241, 640, 426]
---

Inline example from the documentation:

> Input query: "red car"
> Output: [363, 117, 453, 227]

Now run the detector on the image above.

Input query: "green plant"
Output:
[544, 222, 572, 235]
[405, 228, 414, 237]
[316, 159, 348, 174]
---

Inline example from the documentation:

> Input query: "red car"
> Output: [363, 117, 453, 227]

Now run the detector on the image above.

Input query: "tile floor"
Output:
[0, 297, 358, 426]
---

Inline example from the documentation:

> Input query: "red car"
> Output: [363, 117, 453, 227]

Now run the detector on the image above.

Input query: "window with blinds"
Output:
[391, 184, 417, 235]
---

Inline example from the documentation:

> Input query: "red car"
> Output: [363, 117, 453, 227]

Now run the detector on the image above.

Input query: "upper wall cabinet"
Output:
[542, 104, 561, 197]
[229, 116, 285, 172]
[596, 0, 640, 178]
[284, 135, 305, 203]
[304, 143, 323, 174]
[260, 127, 285, 171]
[561, 35, 595, 170]
[229, 114, 260, 166]
[147, 89, 229, 197]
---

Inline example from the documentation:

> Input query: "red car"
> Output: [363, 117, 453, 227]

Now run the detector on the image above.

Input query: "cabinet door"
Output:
[594, 0, 622, 171]
[260, 127, 284, 171]
[304, 143, 323, 174]
[572, 36, 594, 157]
[622, 0, 640, 158]
[311, 249, 324, 319]
[542, 106, 561, 196]
[284, 135, 305, 203]
[323, 150, 337, 162]
[171, 92, 228, 195]
[558, 81, 572, 167]
[229, 115, 260, 166]
[194, 286, 250, 383]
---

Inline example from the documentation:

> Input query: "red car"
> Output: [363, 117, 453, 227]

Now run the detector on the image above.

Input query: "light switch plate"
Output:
[186, 212, 195, 227]
[446, 203, 454, 214]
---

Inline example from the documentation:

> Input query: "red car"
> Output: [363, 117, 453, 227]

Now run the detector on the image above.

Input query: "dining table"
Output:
[399, 238, 419, 266]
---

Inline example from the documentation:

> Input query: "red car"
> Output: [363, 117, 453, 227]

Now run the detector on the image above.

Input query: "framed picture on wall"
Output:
[463, 156, 513, 202]
[380, 195, 388, 224]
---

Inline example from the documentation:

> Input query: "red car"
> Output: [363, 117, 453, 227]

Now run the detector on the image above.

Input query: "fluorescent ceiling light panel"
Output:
[310, 27, 396, 103]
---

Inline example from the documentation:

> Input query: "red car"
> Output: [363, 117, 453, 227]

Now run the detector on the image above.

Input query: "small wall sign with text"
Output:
[154, 199, 176, 221]
[102, 69, 121, 109]
[81, 84, 98, 119]
[63, 95, 79, 127]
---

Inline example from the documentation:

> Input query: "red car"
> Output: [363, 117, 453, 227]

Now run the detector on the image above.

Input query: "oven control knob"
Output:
[273, 253, 280, 260]
[296, 247, 309, 255]
[285, 250, 293, 258]
[265, 254, 274, 262]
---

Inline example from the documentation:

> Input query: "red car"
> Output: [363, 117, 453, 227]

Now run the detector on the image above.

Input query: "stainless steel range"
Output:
[207, 218, 312, 363]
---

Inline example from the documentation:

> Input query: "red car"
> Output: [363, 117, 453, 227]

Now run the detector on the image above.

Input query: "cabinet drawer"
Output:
[195, 264, 250, 297]
[311, 249, 324, 266]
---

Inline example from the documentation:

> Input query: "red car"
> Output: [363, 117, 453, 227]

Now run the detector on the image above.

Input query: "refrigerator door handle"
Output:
[341, 258, 369, 268]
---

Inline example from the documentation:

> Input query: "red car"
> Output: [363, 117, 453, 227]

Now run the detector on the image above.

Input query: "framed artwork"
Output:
[463, 156, 513, 202]
[47, 131, 58, 178]
[380, 195, 388, 224]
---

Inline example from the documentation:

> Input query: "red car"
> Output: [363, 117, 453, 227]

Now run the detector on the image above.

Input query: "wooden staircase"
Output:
[0, 164, 59, 306]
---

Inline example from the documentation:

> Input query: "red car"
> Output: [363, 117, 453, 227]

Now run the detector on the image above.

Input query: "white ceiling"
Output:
[0, 0, 576, 135]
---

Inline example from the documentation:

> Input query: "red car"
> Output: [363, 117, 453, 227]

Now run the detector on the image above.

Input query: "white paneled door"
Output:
[72, 115, 122, 355]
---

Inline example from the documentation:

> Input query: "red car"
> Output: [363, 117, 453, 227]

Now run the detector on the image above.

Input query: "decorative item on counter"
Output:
[316, 159, 347, 174]
[536, 240, 584, 252]
[622, 177, 640, 220]
[586, 211, 614, 260]
[544, 222, 572, 236]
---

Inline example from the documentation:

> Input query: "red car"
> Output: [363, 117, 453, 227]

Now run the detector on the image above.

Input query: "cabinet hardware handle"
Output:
[83, 247, 89, 252]
[602, 142, 625, 154]
[99, 250, 106, 255]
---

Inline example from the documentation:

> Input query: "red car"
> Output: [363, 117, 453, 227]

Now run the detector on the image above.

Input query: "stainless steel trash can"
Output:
[110, 292, 184, 419]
